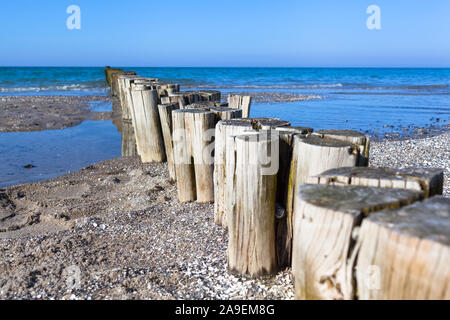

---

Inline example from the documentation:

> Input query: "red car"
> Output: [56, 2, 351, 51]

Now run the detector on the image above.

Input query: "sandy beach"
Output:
[0, 122, 448, 299]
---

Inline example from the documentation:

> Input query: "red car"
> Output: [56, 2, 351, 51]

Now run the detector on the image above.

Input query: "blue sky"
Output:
[1, 0, 449, 67]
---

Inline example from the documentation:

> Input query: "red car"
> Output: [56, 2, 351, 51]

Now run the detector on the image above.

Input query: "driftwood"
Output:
[228, 94, 252, 118]
[172, 109, 216, 202]
[355, 196, 450, 300]
[130, 84, 166, 162]
[214, 118, 290, 227]
[158, 102, 180, 181]
[307, 166, 444, 198]
[292, 184, 422, 300]
[227, 132, 278, 277]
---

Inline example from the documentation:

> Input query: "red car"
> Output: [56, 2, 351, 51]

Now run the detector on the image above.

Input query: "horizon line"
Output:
[2, 66, 450, 69]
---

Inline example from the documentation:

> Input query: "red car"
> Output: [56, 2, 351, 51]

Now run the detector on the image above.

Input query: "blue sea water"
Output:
[0, 67, 449, 187]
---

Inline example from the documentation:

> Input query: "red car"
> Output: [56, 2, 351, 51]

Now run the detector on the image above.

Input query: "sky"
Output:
[0, 0, 449, 67]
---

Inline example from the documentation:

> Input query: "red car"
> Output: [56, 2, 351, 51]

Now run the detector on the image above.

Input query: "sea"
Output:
[0, 67, 449, 187]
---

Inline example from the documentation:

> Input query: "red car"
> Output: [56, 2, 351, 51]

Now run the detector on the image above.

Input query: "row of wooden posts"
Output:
[105, 67, 449, 300]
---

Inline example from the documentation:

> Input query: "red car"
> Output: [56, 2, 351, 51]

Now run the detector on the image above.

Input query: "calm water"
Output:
[0, 67, 449, 187]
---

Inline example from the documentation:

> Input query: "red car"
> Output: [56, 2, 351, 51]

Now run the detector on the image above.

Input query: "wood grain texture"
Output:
[185, 110, 216, 203]
[130, 85, 166, 163]
[158, 102, 180, 181]
[355, 196, 450, 300]
[172, 109, 196, 202]
[228, 94, 252, 118]
[284, 134, 362, 270]
[227, 132, 278, 277]
[214, 118, 290, 227]
[292, 184, 422, 300]
[121, 119, 138, 157]
[273, 126, 314, 268]
[316, 129, 370, 167]
[307, 166, 444, 198]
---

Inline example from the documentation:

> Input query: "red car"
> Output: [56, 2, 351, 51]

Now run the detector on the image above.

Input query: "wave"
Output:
[184, 83, 345, 89]
[0, 83, 108, 93]
[343, 83, 449, 90]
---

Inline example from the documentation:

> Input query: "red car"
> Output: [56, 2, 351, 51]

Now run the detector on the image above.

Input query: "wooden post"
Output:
[292, 184, 422, 300]
[118, 75, 144, 121]
[185, 110, 216, 203]
[172, 109, 216, 203]
[214, 118, 290, 227]
[130, 84, 166, 162]
[273, 126, 314, 268]
[158, 102, 180, 182]
[172, 110, 196, 202]
[307, 167, 444, 198]
[317, 129, 370, 166]
[121, 119, 138, 157]
[164, 93, 187, 109]
[208, 107, 242, 121]
[227, 132, 278, 277]
[228, 94, 252, 118]
[214, 120, 254, 226]
[355, 196, 450, 300]
[104, 67, 123, 87]
[282, 134, 363, 268]
[111, 71, 136, 97]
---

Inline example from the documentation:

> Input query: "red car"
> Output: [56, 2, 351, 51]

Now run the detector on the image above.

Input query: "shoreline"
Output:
[0, 95, 114, 132]
[0, 131, 448, 299]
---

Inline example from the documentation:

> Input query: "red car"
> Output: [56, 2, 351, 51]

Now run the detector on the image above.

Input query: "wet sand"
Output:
[0, 96, 115, 132]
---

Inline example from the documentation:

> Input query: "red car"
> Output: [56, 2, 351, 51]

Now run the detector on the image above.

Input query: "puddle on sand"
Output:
[0, 120, 121, 188]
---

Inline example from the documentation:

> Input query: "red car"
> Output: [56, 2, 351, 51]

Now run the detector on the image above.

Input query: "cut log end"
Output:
[292, 184, 422, 300]
[356, 196, 450, 300]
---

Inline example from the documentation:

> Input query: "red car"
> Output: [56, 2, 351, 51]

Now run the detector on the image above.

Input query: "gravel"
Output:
[370, 132, 450, 196]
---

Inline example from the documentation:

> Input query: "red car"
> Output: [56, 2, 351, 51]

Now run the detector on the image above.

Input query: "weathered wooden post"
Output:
[355, 196, 450, 300]
[172, 110, 196, 202]
[278, 133, 364, 267]
[121, 119, 138, 157]
[158, 102, 180, 181]
[227, 132, 278, 277]
[228, 94, 252, 118]
[118, 75, 145, 121]
[164, 93, 187, 108]
[307, 167, 444, 198]
[292, 184, 422, 300]
[317, 129, 370, 166]
[111, 71, 136, 97]
[214, 120, 254, 226]
[172, 109, 216, 203]
[214, 118, 290, 227]
[130, 84, 166, 162]
[105, 67, 123, 88]
[186, 110, 216, 203]
[273, 126, 313, 268]
[208, 107, 242, 121]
